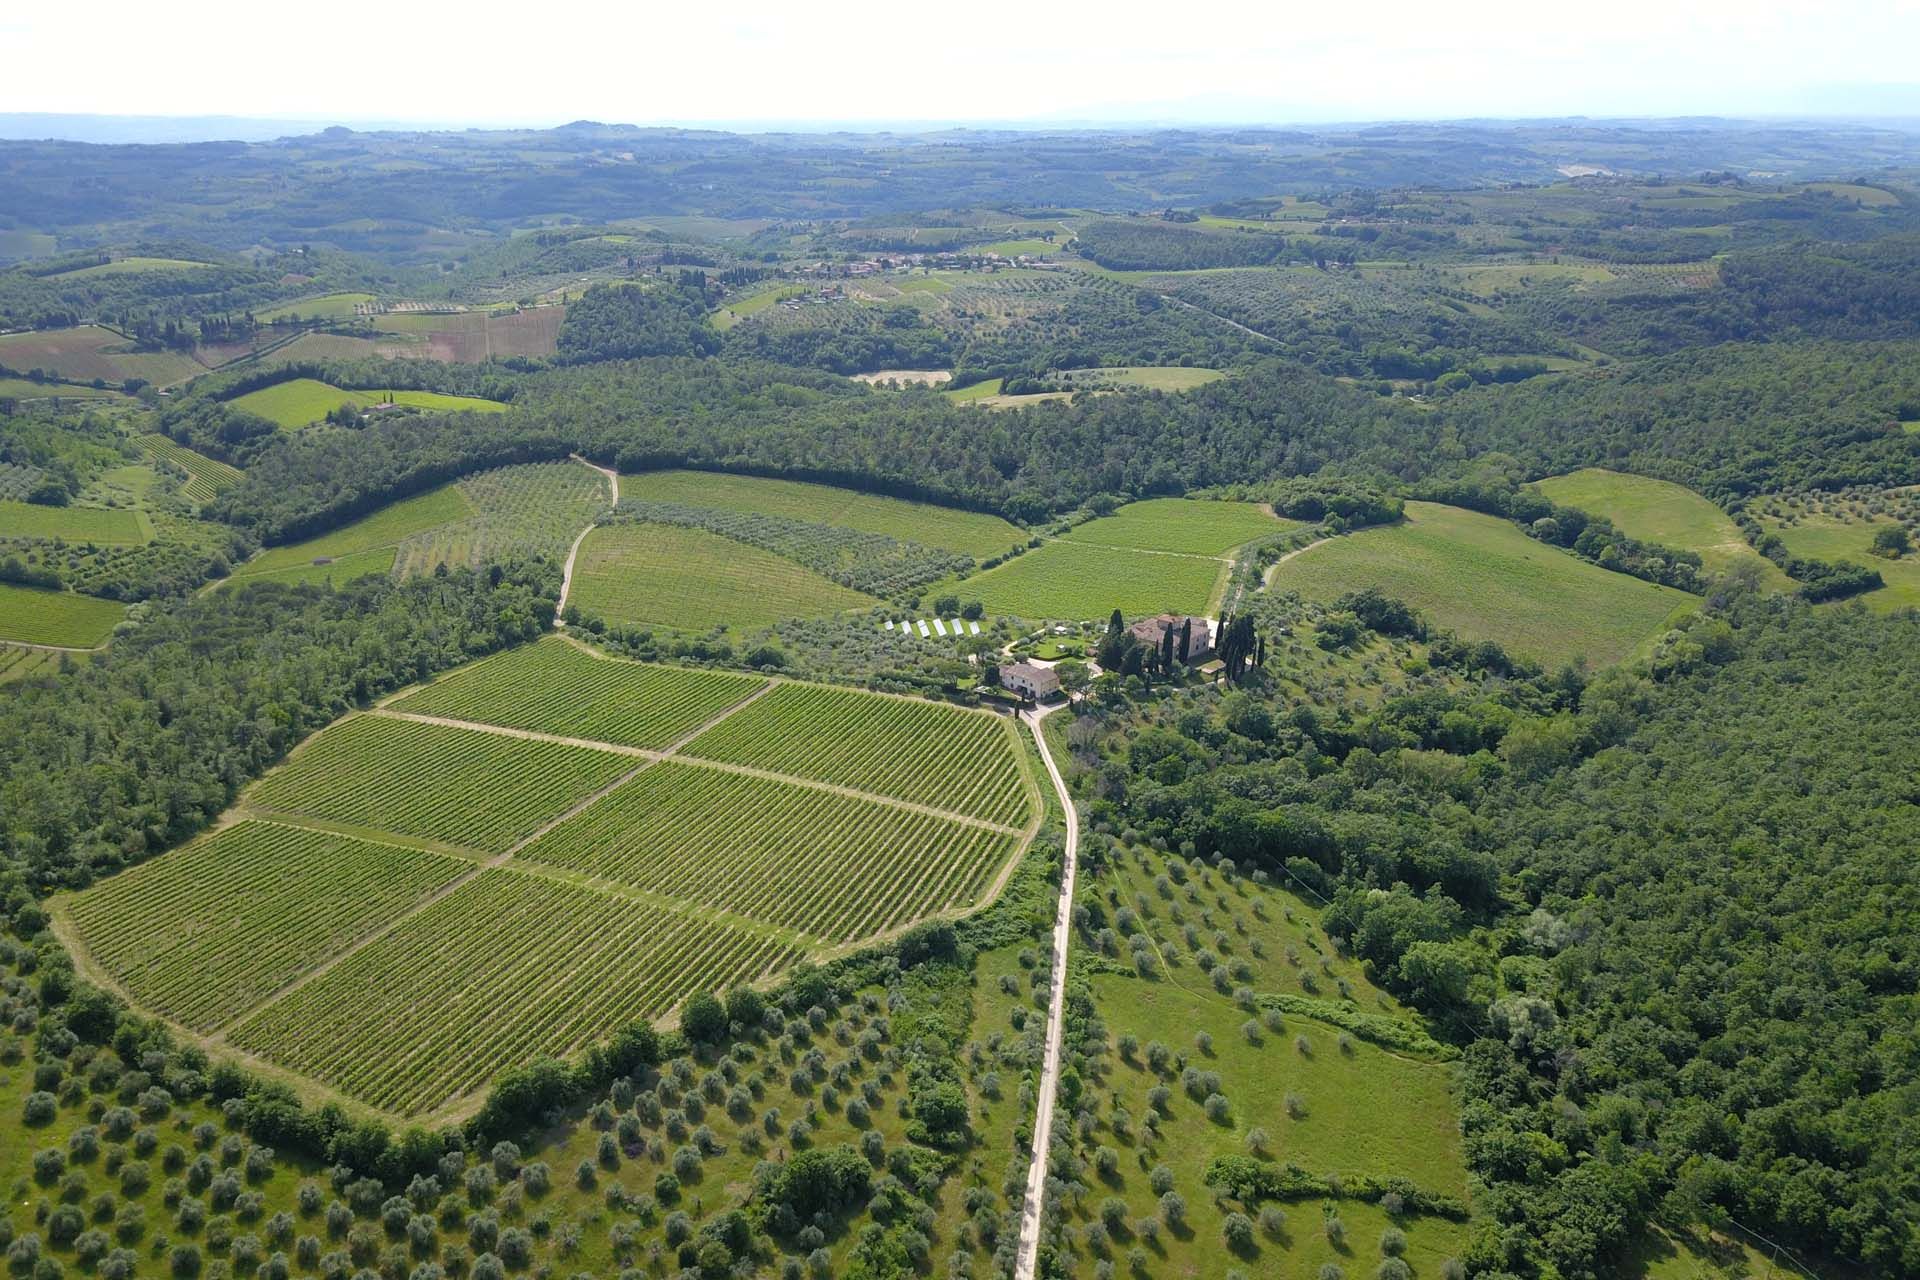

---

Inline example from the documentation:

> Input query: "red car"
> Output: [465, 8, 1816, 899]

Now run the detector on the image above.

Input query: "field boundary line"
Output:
[554, 453, 618, 620]
[369, 708, 653, 757]
[231, 809, 493, 863]
[1, 638, 109, 654]
[211, 755, 660, 1042]
[663, 755, 1024, 835]
[656, 678, 776, 755]
[493, 858, 820, 950]
[1053, 538, 1232, 562]
[1262, 534, 1335, 587]
[42, 898, 387, 1120]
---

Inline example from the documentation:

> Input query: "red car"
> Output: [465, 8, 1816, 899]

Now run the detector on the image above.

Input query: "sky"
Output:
[3, 0, 1919, 130]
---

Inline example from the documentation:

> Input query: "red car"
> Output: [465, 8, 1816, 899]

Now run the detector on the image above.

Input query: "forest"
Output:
[1067, 590, 1919, 1277]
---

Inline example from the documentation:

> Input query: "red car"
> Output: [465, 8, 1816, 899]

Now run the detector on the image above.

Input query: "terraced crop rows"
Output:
[521, 761, 1018, 942]
[66, 822, 465, 1030]
[392, 637, 764, 749]
[249, 714, 633, 852]
[228, 869, 799, 1116]
[139, 433, 243, 503]
[684, 682, 1031, 826]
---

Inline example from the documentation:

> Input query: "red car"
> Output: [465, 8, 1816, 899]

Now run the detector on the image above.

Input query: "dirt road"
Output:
[1014, 701, 1079, 1280]
[555, 455, 619, 619]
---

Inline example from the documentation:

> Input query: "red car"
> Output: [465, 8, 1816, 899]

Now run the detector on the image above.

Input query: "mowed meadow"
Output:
[227, 378, 508, 429]
[1531, 467, 1794, 588]
[1268, 501, 1696, 668]
[56, 637, 1039, 1119]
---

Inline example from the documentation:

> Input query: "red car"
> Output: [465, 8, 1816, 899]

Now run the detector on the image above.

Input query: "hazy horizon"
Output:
[5, 0, 1918, 143]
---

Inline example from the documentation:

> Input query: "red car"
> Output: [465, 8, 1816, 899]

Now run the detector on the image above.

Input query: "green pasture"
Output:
[1757, 506, 1920, 612]
[229, 377, 506, 428]
[252, 292, 377, 323]
[1532, 468, 1794, 589]
[1267, 501, 1696, 668]
[55, 256, 213, 278]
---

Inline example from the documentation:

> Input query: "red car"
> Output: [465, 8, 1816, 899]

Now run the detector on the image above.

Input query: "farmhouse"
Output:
[1128, 613, 1213, 664]
[998, 660, 1062, 701]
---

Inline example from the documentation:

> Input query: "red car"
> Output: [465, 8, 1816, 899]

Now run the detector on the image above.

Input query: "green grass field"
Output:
[228, 377, 507, 429]
[943, 539, 1227, 621]
[618, 469, 1024, 559]
[1071, 366, 1227, 392]
[55, 256, 213, 278]
[943, 377, 1004, 402]
[519, 759, 1018, 943]
[1531, 468, 1793, 588]
[0, 499, 149, 544]
[684, 681, 1035, 825]
[392, 637, 764, 748]
[570, 522, 875, 630]
[1049, 833, 1473, 1280]
[252, 292, 376, 322]
[1757, 506, 1920, 612]
[0, 643, 73, 683]
[0, 582, 126, 647]
[65, 820, 465, 1032]
[225, 546, 399, 590]
[231, 485, 473, 581]
[710, 283, 806, 329]
[0, 376, 123, 400]
[249, 713, 634, 853]
[1065, 497, 1289, 556]
[1268, 501, 1696, 668]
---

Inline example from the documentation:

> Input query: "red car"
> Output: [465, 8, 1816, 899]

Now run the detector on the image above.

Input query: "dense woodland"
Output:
[1069, 591, 1919, 1277]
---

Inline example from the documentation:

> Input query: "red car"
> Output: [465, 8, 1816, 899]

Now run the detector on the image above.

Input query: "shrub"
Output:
[1222, 1212, 1255, 1249]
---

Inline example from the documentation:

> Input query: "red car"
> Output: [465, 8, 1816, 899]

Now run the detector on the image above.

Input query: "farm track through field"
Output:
[556, 454, 619, 619]
[1263, 535, 1335, 587]
[370, 703, 1018, 834]
[1014, 702, 1079, 1280]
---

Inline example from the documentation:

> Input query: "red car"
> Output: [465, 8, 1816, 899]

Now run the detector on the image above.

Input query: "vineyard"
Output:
[1062, 497, 1289, 557]
[248, 713, 635, 852]
[227, 460, 610, 588]
[226, 868, 799, 1116]
[617, 468, 1024, 559]
[941, 538, 1227, 621]
[391, 461, 613, 577]
[65, 821, 464, 1031]
[0, 498, 149, 544]
[393, 637, 765, 748]
[683, 682, 1033, 826]
[570, 522, 875, 630]
[520, 760, 1019, 942]
[63, 643, 1036, 1117]
[138, 432, 243, 503]
[0, 582, 125, 647]
[606, 499, 973, 598]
